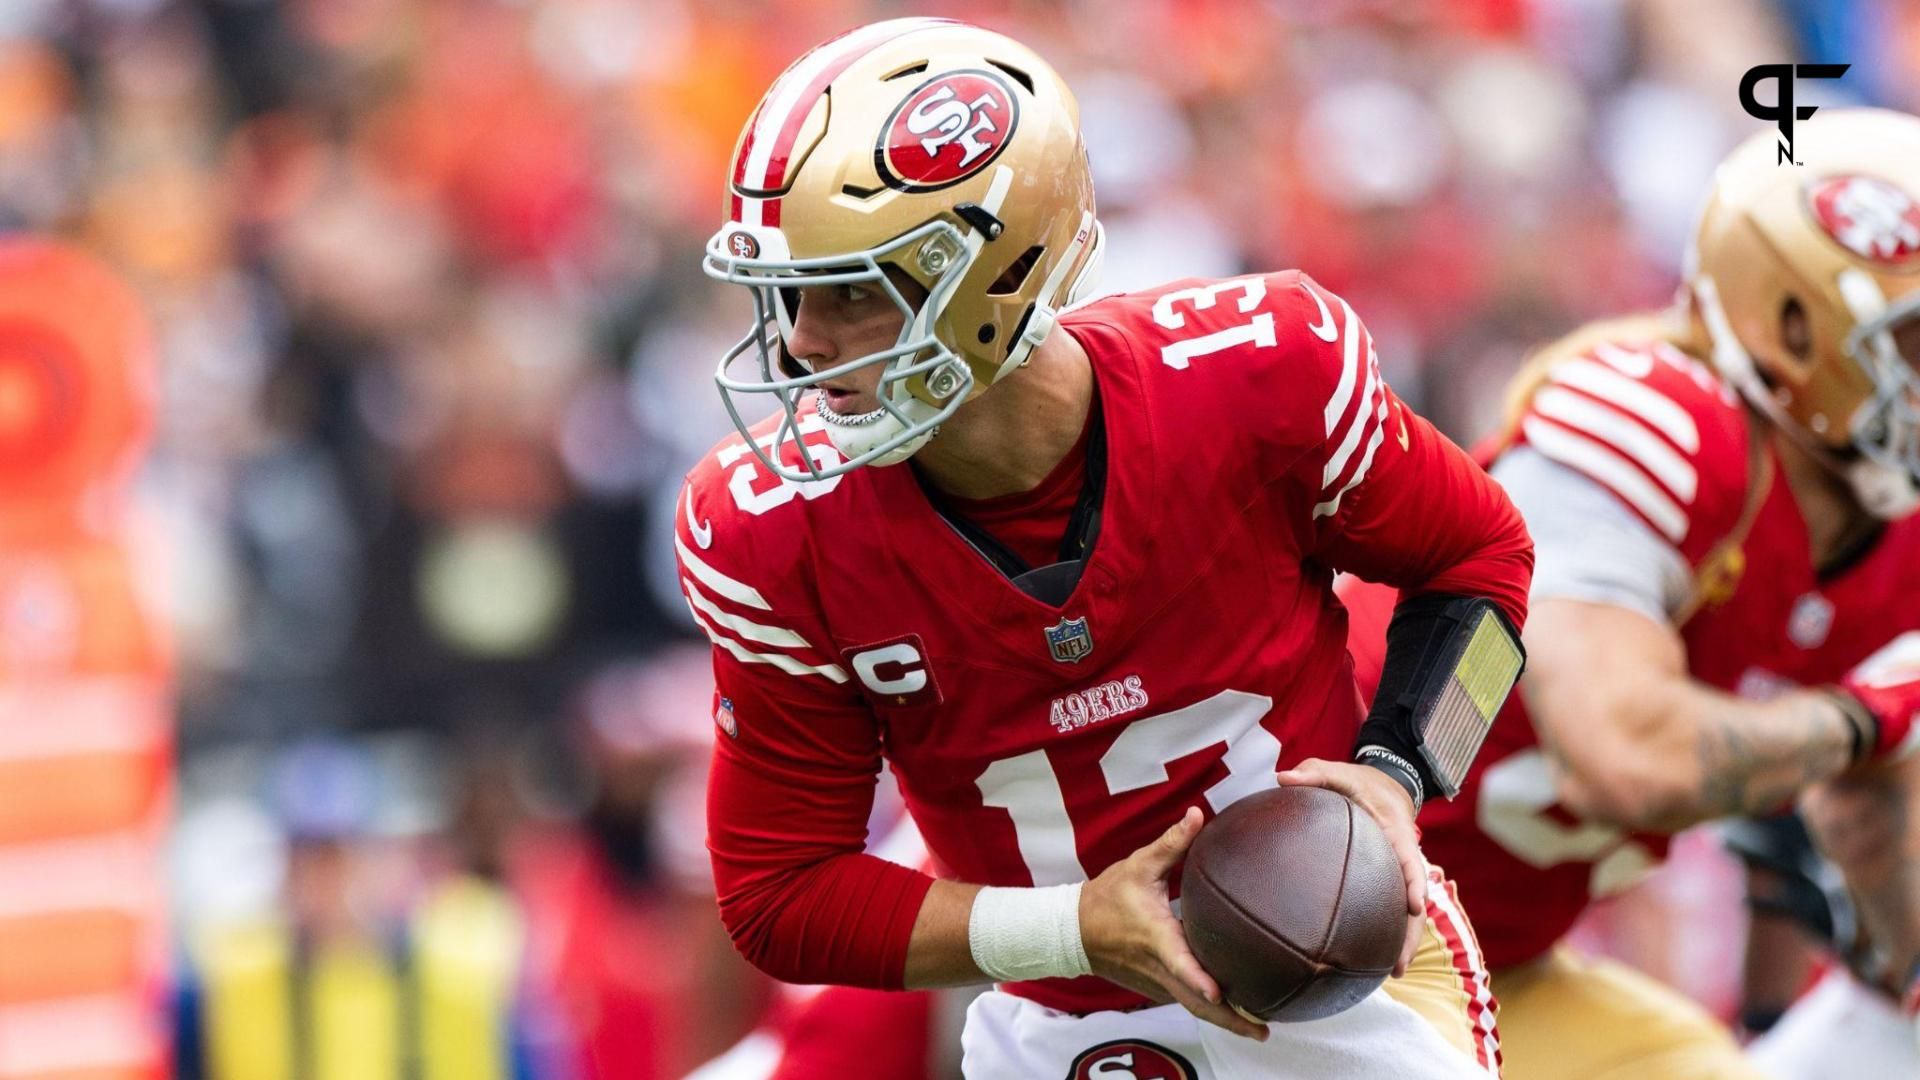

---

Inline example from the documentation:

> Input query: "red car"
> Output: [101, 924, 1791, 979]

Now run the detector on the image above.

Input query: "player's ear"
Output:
[1780, 298, 1813, 363]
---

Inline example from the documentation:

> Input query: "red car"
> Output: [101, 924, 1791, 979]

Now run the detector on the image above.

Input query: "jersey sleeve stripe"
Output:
[1521, 416, 1689, 541]
[1548, 358, 1700, 452]
[685, 602, 851, 684]
[675, 533, 774, 611]
[1321, 296, 1367, 436]
[1531, 386, 1699, 502]
[683, 577, 819, 651]
[1323, 342, 1382, 488]
[1314, 380, 1388, 520]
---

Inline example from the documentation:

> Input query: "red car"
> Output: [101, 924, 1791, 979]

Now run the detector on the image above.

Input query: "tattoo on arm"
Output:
[1691, 696, 1853, 822]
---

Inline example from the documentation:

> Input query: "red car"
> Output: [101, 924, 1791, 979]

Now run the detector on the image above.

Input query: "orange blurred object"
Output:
[0, 240, 154, 539]
[0, 238, 169, 1080]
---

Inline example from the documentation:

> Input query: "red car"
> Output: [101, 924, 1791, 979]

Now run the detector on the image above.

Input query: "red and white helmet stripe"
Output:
[730, 17, 957, 228]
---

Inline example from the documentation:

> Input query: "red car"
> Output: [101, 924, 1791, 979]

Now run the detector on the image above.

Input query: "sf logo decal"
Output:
[877, 70, 1020, 192]
[1065, 1040, 1198, 1080]
[1739, 63, 1849, 165]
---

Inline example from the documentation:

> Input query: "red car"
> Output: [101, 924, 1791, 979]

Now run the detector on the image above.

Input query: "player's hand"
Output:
[1838, 631, 1920, 762]
[1079, 807, 1268, 1042]
[1276, 758, 1427, 978]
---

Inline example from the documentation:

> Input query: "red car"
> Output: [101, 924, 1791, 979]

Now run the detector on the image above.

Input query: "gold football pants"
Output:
[1491, 945, 1768, 1079]
[1381, 868, 1504, 1075]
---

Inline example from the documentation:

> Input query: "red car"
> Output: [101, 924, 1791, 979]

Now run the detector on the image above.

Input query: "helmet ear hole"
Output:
[989, 245, 1045, 296]
[1782, 297, 1814, 363]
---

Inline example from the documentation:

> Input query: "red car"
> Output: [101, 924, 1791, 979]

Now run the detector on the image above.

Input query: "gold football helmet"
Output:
[1688, 107, 1920, 518]
[702, 18, 1102, 481]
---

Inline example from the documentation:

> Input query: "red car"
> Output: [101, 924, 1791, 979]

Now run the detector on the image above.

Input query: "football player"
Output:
[1342, 107, 1920, 1078]
[678, 18, 1532, 1078]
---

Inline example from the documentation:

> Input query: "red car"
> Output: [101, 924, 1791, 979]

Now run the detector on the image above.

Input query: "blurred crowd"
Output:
[2, 0, 1916, 1074]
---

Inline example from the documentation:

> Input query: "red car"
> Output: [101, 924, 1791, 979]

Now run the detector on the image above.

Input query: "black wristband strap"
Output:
[1355, 745, 1424, 815]
[1823, 688, 1878, 764]
[1356, 593, 1524, 800]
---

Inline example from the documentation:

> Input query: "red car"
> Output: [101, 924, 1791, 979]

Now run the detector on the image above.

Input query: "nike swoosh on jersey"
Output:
[1300, 280, 1338, 342]
[685, 486, 714, 549]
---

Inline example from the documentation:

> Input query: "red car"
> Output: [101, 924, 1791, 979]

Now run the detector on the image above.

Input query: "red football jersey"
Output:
[680, 272, 1531, 1013]
[1345, 336, 1920, 970]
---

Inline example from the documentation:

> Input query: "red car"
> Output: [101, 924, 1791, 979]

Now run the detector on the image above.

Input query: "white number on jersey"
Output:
[1476, 748, 1656, 898]
[976, 689, 1282, 885]
[1151, 277, 1279, 370]
[718, 417, 845, 515]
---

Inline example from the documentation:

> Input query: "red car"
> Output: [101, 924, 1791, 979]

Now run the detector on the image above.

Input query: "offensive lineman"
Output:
[678, 18, 1530, 1078]
[1342, 108, 1920, 1079]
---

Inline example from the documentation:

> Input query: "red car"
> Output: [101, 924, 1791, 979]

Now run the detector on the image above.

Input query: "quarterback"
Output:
[1343, 108, 1920, 1079]
[678, 17, 1532, 1078]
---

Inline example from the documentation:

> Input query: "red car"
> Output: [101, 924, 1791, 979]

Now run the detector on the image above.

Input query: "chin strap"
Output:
[1846, 457, 1920, 518]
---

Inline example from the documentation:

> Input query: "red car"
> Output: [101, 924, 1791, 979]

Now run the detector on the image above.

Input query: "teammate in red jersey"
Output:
[1342, 108, 1920, 1078]
[679, 17, 1531, 1078]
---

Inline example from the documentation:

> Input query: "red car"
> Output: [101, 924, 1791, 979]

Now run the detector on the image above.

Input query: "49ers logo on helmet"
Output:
[1808, 175, 1920, 266]
[1064, 1040, 1198, 1080]
[726, 230, 760, 259]
[877, 70, 1019, 192]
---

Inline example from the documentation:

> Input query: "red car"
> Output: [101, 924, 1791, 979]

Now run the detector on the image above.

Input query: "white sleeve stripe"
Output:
[1313, 388, 1387, 519]
[1321, 297, 1366, 434]
[1323, 345, 1381, 487]
[1522, 416, 1689, 541]
[1548, 359, 1700, 452]
[674, 532, 772, 611]
[683, 577, 816, 650]
[685, 603, 850, 684]
[1532, 386, 1699, 502]
[1591, 341, 1655, 377]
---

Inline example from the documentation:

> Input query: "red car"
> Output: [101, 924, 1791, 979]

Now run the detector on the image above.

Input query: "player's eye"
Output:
[837, 283, 876, 304]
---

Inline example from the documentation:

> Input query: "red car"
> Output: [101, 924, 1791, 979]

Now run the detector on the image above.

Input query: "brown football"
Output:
[1178, 785, 1405, 1022]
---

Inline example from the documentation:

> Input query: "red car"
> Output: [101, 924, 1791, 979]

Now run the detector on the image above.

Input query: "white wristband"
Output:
[967, 882, 1092, 983]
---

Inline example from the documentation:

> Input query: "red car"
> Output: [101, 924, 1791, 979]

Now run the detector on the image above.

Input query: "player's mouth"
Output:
[816, 386, 885, 425]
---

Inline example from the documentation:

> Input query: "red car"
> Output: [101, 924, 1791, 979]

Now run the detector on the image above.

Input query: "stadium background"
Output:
[0, 0, 1913, 1076]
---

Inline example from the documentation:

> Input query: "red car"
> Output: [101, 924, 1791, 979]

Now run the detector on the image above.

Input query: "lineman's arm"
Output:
[1495, 446, 1864, 832]
[1522, 597, 1856, 833]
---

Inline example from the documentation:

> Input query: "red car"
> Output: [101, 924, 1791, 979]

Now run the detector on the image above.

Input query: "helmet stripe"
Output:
[732, 17, 956, 227]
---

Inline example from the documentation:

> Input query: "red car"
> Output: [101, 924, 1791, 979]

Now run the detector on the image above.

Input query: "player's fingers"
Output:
[1386, 833, 1427, 978]
[1150, 958, 1268, 1041]
[1273, 758, 1331, 787]
[1151, 920, 1223, 1006]
[1133, 805, 1204, 878]
[1389, 829, 1428, 916]
[1396, 910, 1422, 979]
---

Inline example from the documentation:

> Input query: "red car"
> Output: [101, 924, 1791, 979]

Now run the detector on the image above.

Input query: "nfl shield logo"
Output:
[1045, 616, 1094, 664]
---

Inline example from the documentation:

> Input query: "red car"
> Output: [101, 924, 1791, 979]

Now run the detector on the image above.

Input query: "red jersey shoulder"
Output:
[1510, 339, 1752, 566]
[1068, 270, 1389, 504]
[675, 410, 858, 691]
